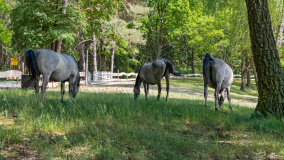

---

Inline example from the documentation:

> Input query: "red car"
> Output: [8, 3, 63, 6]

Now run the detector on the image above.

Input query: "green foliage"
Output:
[11, 0, 86, 52]
[0, 0, 12, 46]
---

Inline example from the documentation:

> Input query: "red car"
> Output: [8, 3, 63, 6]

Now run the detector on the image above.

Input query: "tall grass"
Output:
[0, 86, 283, 159]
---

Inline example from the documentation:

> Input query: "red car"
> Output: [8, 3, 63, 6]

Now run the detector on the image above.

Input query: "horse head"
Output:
[70, 73, 80, 98]
[218, 91, 226, 107]
[133, 72, 141, 100]
[133, 87, 140, 100]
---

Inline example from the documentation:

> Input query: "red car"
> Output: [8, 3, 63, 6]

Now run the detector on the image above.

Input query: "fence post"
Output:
[85, 50, 89, 86]
[118, 70, 119, 79]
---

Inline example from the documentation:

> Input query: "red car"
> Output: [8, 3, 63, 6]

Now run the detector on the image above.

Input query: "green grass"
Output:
[169, 78, 258, 104]
[0, 80, 283, 159]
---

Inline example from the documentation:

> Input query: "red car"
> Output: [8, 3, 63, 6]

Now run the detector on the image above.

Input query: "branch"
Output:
[73, 39, 92, 49]
[80, 8, 91, 12]
[77, 6, 92, 12]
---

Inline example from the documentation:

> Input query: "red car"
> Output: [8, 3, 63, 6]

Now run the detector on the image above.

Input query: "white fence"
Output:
[0, 70, 255, 88]
[0, 70, 22, 80]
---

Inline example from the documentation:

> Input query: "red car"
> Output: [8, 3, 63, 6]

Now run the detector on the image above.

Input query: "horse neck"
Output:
[134, 76, 142, 89]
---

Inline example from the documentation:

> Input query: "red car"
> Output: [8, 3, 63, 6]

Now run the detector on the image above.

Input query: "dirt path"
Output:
[75, 82, 257, 108]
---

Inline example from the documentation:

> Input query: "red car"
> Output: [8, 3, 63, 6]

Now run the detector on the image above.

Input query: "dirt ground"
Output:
[50, 81, 257, 108]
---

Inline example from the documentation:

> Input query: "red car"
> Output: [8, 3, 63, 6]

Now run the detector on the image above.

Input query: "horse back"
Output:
[36, 49, 79, 82]
[211, 58, 233, 89]
[140, 60, 166, 84]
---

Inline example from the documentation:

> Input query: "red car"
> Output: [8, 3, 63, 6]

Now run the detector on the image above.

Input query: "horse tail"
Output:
[25, 49, 40, 79]
[203, 52, 214, 81]
[163, 59, 182, 76]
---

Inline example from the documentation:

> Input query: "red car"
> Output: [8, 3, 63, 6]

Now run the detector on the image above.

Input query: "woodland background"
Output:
[0, 0, 283, 91]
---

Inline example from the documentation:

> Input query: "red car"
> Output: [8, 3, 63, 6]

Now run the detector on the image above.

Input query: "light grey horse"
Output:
[25, 49, 80, 105]
[134, 59, 181, 101]
[203, 53, 233, 111]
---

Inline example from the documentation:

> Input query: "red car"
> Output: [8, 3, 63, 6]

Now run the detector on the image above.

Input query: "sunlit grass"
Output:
[0, 81, 283, 159]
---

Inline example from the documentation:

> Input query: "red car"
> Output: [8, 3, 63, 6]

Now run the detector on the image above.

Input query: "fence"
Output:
[0, 70, 22, 80]
[0, 70, 255, 88]
[90, 71, 137, 82]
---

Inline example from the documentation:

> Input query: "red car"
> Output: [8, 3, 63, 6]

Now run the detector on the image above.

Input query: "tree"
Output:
[245, 0, 284, 118]
[11, 0, 85, 54]
[0, 0, 13, 70]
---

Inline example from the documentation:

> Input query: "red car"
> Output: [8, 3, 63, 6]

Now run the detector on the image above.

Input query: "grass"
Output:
[0, 79, 283, 159]
[169, 78, 258, 103]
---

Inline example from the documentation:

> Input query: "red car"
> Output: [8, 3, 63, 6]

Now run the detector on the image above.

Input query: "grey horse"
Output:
[25, 49, 80, 105]
[134, 59, 181, 101]
[203, 53, 233, 111]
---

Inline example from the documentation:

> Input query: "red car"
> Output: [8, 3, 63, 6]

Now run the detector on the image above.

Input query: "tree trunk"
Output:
[157, 23, 163, 58]
[92, 33, 97, 73]
[246, 55, 251, 87]
[50, 42, 55, 51]
[191, 48, 195, 74]
[276, 19, 284, 49]
[77, 32, 85, 71]
[54, 40, 62, 53]
[184, 39, 188, 68]
[146, 0, 153, 62]
[245, 0, 284, 118]
[101, 54, 106, 71]
[111, 2, 118, 74]
[54, 0, 68, 53]
[251, 56, 258, 89]
[111, 48, 115, 73]
[221, 43, 227, 63]
[240, 52, 247, 91]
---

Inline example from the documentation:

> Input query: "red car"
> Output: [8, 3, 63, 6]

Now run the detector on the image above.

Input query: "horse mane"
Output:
[25, 49, 40, 79]
[203, 53, 214, 77]
[134, 70, 141, 88]
[76, 73, 80, 87]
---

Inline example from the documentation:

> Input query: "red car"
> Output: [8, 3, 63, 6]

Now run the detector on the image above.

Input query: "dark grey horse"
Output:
[134, 59, 181, 101]
[25, 49, 80, 105]
[203, 53, 233, 111]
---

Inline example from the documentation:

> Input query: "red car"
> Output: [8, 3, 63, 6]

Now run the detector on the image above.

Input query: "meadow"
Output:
[0, 79, 283, 159]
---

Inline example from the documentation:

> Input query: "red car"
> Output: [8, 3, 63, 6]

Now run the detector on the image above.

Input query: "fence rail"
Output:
[0, 70, 22, 80]
[0, 70, 254, 88]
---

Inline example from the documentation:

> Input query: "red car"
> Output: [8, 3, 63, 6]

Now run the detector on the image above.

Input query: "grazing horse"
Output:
[203, 53, 233, 111]
[25, 49, 80, 105]
[134, 59, 181, 101]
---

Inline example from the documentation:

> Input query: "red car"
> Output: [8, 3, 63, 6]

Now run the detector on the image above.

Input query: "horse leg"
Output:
[41, 75, 49, 105]
[143, 81, 148, 101]
[215, 84, 221, 111]
[61, 82, 65, 103]
[219, 90, 225, 109]
[204, 83, 208, 108]
[157, 81, 162, 101]
[34, 76, 40, 104]
[226, 87, 232, 111]
[147, 83, 149, 97]
[165, 74, 170, 102]
[69, 76, 76, 99]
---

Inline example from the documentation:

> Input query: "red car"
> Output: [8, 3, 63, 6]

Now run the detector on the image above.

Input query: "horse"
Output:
[25, 49, 80, 105]
[134, 59, 181, 101]
[203, 53, 233, 111]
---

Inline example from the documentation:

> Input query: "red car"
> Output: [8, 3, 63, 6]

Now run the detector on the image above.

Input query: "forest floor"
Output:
[0, 79, 283, 159]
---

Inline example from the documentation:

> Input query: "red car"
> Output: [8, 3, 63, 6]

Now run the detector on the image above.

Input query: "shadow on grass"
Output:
[0, 89, 283, 159]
